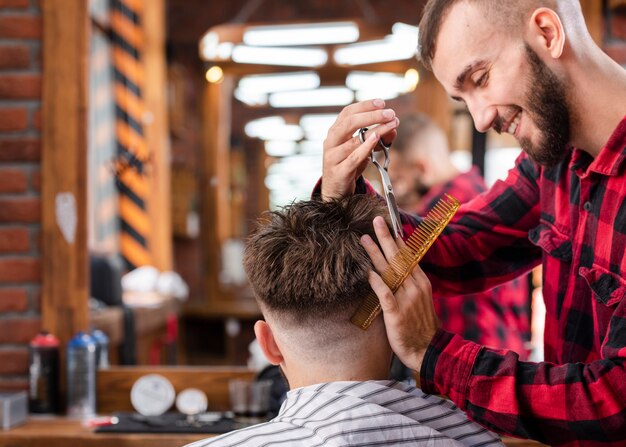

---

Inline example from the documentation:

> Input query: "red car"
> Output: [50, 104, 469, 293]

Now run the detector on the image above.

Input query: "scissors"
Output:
[358, 127, 404, 239]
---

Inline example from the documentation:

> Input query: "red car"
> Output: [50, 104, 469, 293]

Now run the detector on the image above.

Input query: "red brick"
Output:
[0, 16, 41, 39]
[0, 288, 28, 312]
[0, 74, 41, 100]
[0, 378, 28, 392]
[31, 287, 40, 312]
[0, 258, 40, 282]
[0, 349, 28, 374]
[0, 318, 40, 343]
[0, 197, 40, 223]
[0, 0, 29, 7]
[31, 168, 40, 191]
[32, 107, 40, 130]
[0, 228, 29, 252]
[0, 108, 28, 132]
[0, 138, 41, 162]
[0, 45, 30, 70]
[0, 168, 28, 193]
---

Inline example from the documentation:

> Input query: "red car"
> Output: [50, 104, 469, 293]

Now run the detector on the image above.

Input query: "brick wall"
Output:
[0, 0, 42, 391]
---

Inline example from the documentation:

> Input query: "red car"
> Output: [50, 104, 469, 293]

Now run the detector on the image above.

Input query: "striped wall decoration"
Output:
[110, 0, 152, 270]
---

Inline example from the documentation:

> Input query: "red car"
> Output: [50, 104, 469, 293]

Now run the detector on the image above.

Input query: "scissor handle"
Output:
[359, 128, 391, 168]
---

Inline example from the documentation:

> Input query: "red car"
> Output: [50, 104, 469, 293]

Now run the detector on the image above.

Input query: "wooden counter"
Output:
[0, 417, 546, 447]
[0, 417, 208, 447]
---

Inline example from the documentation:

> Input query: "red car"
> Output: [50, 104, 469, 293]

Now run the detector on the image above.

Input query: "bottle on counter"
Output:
[91, 329, 110, 369]
[66, 331, 97, 418]
[28, 331, 60, 414]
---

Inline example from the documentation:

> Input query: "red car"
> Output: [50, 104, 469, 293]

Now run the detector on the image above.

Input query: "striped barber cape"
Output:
[185, 380, 503, 447]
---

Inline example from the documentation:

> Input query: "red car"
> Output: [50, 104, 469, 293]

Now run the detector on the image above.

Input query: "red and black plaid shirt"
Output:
[354, 117, 626, 445]
[414, 167, 530, 357]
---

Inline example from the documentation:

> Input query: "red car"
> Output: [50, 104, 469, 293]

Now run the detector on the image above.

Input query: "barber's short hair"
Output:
[243, 195, 390, 323]
[418, 0, 556, 71]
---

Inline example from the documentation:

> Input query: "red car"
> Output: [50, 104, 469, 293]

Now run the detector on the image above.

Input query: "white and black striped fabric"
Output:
[185, 380, 503, 447]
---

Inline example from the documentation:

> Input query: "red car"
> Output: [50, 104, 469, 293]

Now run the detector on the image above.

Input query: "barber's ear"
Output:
[528, 8, 565, 59]
[254, 320, 284, 365]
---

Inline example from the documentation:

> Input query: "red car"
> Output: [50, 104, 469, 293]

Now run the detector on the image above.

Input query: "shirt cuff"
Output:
[419, 329, 482, 410]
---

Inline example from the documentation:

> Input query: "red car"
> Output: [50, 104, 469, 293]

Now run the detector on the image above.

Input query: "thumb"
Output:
[368, 270, 398, 314]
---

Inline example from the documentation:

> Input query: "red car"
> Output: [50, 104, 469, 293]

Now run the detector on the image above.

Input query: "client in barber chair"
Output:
[186, 195, 502, 447]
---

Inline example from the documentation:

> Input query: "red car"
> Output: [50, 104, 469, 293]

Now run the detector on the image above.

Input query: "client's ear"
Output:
[254, 320, 284, 365]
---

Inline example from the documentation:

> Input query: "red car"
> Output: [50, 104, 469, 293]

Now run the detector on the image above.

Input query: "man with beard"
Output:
[316, 0, 626, 444]
[388, 113, 530, 357]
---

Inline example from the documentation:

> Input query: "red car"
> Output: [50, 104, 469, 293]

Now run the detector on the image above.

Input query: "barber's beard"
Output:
[519, 44, 571, 167]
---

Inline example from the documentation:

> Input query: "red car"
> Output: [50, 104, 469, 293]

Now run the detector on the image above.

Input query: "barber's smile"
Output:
[506, 111, 522, 137]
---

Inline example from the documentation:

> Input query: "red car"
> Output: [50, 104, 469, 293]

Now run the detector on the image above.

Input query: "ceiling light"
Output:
[269, 87, 353, 108]
[205, 66, 224, 83]
[264, 140, 298, 157]
[234, 87, 267, 106]
[404, 68, 420, 91]
[299, 114, 337, 139]
[244, 21, 359, 46]
[232, 45, 328, 67]
[333, 36, 417, 66]
[238, 72, 320, 94]
[346, 71, 407, 92]
[299, 140, 324, 155]
[391, 22, 419, 41]
[245, 116, 304, 141]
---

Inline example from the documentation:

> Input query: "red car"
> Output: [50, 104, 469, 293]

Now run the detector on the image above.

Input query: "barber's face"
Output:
[431, 2, 570, 167]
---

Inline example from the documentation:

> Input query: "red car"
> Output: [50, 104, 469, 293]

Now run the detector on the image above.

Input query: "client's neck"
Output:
[282, 348, 392, 390]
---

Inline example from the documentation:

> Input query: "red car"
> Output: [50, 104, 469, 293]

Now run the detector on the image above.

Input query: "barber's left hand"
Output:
[361, 216, 440, 371]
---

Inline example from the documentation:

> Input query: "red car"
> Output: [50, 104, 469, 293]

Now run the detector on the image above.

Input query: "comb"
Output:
[350, 194, 461, 330]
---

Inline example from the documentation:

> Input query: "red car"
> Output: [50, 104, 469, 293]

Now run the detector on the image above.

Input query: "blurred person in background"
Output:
[388, 113, 530, 358]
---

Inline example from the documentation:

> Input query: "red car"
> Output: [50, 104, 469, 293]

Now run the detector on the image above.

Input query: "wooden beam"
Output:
[41, 1, 89, 342]
[581, 0, 604, 45]
[143, 0, 173, 271]
[202, 77, 234, 301]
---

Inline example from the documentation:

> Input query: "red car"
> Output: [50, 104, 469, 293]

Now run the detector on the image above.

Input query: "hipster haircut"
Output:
[418, 0, 560, 71]
[393, 113, 446, 157]
[243, 195, 390, 324]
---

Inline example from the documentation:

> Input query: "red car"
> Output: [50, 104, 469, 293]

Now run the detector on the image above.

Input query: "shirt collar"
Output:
[572, 115, 626, 176]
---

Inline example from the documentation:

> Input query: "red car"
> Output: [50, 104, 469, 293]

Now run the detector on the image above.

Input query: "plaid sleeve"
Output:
[421, 309, 626, 445]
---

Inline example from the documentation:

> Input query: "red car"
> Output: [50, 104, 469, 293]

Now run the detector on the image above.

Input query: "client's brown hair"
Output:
[243, 195, 390, 322]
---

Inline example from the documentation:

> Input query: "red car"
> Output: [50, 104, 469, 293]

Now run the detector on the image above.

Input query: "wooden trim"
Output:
[143, 0, 173, 271]
[41, 0, 89, 342]
[581, 0, 604, 45]
[202, 77, 234, 301]
[96, 366, 255, 412]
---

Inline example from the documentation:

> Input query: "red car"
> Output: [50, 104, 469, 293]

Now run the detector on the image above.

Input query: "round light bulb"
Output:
[206, 66, 224, 84]
[404, 68, 420, 92]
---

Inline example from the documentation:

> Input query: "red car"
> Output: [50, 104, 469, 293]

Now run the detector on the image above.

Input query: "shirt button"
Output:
[583, 201, 592, 212]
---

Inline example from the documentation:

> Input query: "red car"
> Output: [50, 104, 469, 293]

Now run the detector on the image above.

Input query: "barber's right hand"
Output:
[321, 99, 399, 200]
[362, 216, 440, 372]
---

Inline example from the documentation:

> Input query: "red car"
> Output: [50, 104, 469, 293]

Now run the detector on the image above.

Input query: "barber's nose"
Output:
[467, 99, 496, 133]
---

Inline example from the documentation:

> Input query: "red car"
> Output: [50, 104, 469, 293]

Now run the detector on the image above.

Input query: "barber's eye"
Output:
[475, 72, 488, 87]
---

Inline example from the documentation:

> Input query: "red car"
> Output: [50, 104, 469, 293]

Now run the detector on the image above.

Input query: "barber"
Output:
[318, 0, 626, 444]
